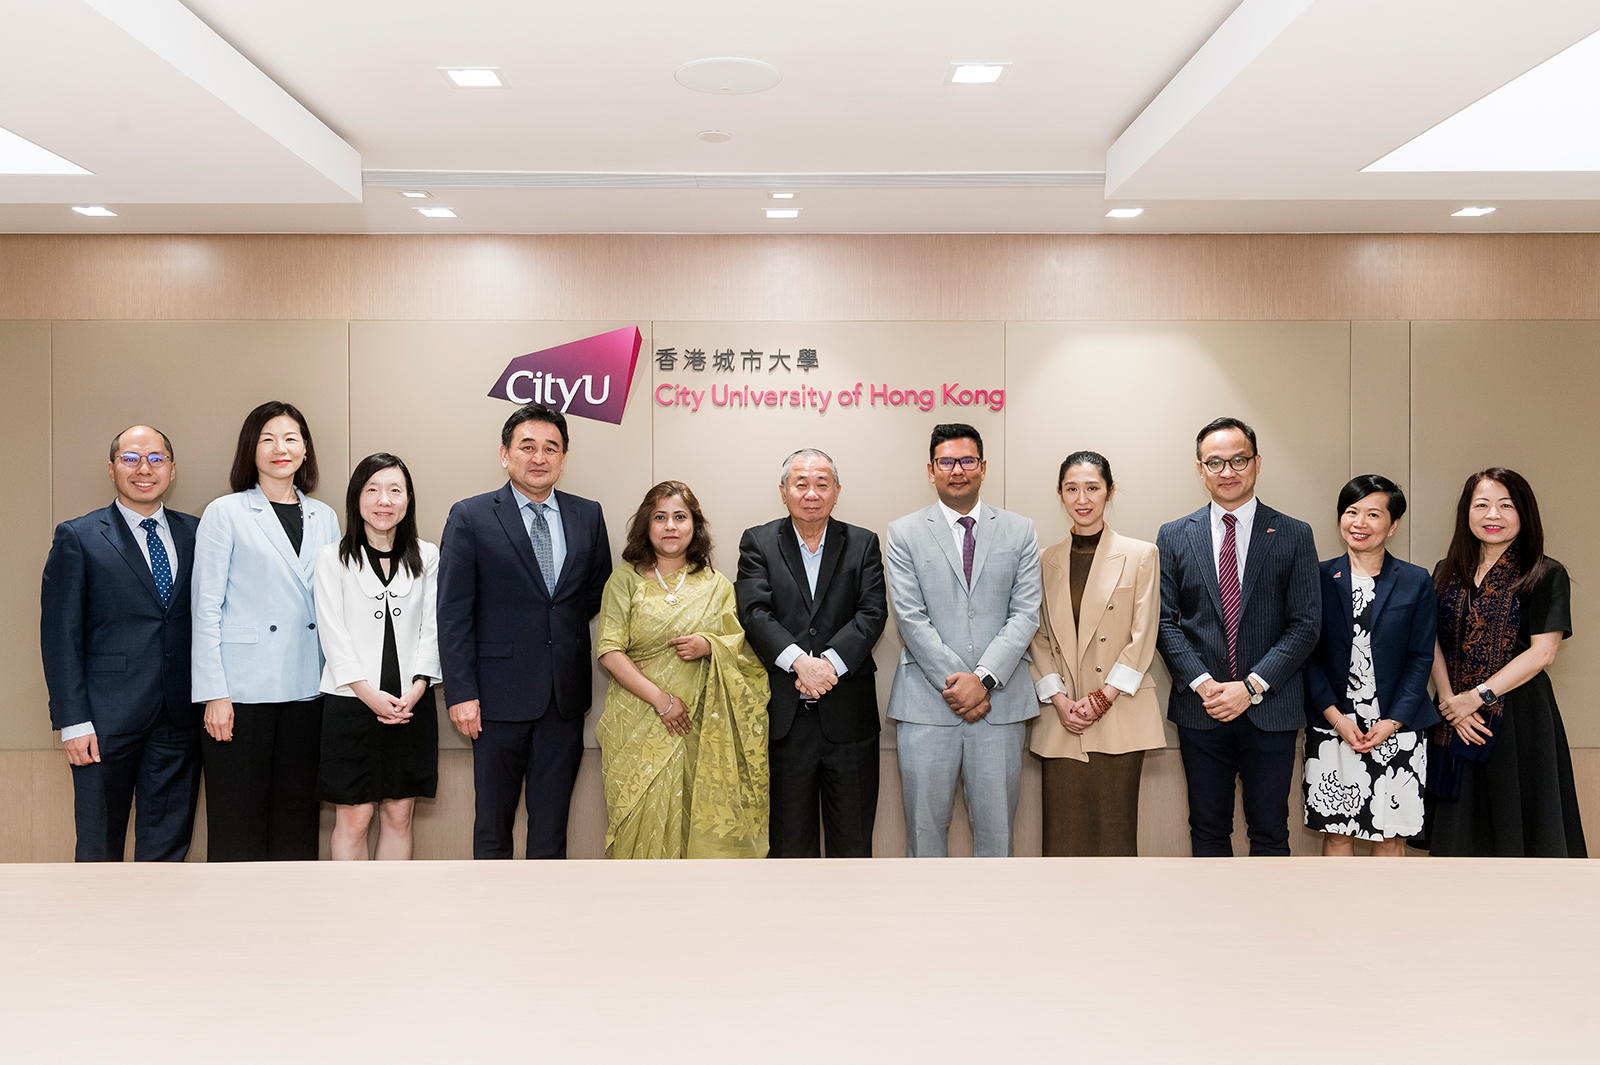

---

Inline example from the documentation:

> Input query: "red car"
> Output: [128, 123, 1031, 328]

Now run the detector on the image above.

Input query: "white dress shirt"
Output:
[933, 497, 997, 688]
[1190, 495, 1268, 693]
[513, 485, 566, 587]
[773, 523, 848, 679]
[62, 502, 178, 742]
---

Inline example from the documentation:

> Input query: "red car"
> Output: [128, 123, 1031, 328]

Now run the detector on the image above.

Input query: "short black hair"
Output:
[1195, 416, 1258, 460]
[229, 401, 318, 495]
[930, 423, 983, 463]
[1338, 474, 1407, 522]
[1057, 450, 1114, 491]
[501, 403, 569, 451]
[109, 425, 175, 462]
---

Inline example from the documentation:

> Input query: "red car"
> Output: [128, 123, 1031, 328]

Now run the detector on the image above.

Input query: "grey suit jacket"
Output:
[1155, 501, 1321, 732]
[885, 502, 1042, 726]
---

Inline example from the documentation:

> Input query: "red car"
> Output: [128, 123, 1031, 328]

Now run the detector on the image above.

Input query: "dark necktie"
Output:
[958, 515, 976, 586]
[528, 502, 556, 590]
[139, 517, 172, 607]
[1218, 512, 1241, 679]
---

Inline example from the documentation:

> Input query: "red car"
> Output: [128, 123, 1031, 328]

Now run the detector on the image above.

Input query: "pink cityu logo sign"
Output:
[487, 326, 643, 425]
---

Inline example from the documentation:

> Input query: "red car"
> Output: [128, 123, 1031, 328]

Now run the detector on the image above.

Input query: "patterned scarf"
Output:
[1427, 544, 1521, 800]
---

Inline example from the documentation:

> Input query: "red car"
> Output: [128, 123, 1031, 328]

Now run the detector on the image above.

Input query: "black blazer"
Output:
[1156, 501, 1321, 732]
[437, 484, 610, 722]
[1303, 552, 1440, 731]
[40, 503, 201, 734]
[735, 517, 888, 743]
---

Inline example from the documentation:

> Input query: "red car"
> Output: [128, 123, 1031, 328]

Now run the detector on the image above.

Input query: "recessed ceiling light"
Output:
[400, 190, 431, 199]
[1105, 207, 1144, 218]
[416, 207, 457, 218]
[949, 63, 1010, 85]
[442, 68, 503, 88]
[2, 126, 92, 175]
[697, 130, 732, 143]
[1451, 206, 1497, 217]
[770, 192, 796, 199]
[765, 208, 801, 219]
[70, 206, 116, 217]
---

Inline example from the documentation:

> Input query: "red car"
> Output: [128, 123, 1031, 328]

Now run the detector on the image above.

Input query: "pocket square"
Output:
[1266, 527, 1276, 533]
[1333, 571, 1342, 578]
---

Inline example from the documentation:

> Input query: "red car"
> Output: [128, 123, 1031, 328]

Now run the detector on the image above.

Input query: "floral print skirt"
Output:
[1304, 721, 1427, 841]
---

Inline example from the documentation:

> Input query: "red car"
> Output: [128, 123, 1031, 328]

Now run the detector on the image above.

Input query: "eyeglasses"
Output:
[934, 456, 981, 472]
[115, 451, 169, 469]
[1201, 454, 1256, 474]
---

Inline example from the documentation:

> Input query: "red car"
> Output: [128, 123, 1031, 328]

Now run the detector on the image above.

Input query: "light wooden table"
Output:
[0, 858, 1594, 1063]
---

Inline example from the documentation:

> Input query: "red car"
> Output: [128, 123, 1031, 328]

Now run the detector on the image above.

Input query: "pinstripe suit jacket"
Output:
[1155, 501, 1320, 732]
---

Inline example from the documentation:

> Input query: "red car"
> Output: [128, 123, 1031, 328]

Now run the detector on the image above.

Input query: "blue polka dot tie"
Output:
[139, 517, 172, 607]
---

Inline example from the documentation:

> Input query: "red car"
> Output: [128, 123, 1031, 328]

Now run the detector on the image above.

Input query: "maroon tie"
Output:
[1219, 512, 1241, 679]
[958, 515, 976, 586]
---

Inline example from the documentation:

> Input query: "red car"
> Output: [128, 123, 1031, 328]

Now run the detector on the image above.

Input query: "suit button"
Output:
[1100, 636, 1106, 642]
[375, 611, 383, 619]
[967, 645, 974, 651]
[968, 610, 975, 618]
[809, 627, 816, 635]
[1107, 605, 1114, 611]
[269, 625, 277, 632]
[391, 609, 401, 617]
[1096, 666, 1102, 672]
[308, 623, 316, 630]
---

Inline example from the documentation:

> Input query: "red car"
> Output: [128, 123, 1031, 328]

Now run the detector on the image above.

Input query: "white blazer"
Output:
[314, 540, 442, 697]
[191, 487, 340, 704]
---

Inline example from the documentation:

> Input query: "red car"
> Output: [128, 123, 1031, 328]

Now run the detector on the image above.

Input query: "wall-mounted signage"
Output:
[488, 326, 642, 424]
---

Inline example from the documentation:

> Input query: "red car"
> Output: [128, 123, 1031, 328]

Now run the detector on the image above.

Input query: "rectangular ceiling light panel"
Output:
[444, 68, 503, 87]
[0, 125, 91, 175]
[1365, 27, 1600, 172]
[950, 63, 1009, 84]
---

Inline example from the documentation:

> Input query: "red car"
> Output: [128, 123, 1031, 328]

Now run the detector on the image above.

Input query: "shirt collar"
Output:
[512, 484, 559, 514]
[1210, 496, 1258, 528]
[936, 498, 982, 528]
[115, 499, 167, 530]
[791, 521, 826, 557]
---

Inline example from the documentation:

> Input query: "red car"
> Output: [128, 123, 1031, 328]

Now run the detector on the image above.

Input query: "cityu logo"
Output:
[487, 326, 643, 425]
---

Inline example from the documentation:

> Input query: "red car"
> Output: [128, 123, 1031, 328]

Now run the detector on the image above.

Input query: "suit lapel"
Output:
[775, 521, 815, 611]
[1187, 508, 1223, 621]
[1367, 552, 1400, 629]
[100, 505, 164, 608]
[966, 504, 995, 591]
[809, 519, 844, 618]
[925, 507, 967, 591]
[1076, 530, 1126, 659]
[494, 484, 549, 598]
[250, 487, 314, 588]
[548, 492, 578, 597]
[1239, 502, 1277, 609]
[1331, 555, 1355, 628]
[167, 513, 196, 613]
[1040, 552, 1078, 688]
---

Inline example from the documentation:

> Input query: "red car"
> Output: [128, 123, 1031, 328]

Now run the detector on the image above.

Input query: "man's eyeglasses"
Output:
[115, 452, 170, 469]
[1201, 454, 1256, 474]
[934, 456, 981, 472]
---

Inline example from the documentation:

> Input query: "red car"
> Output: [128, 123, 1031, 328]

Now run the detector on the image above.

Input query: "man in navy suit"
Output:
[1156, 417, 1320, 856]
[40, 425, 203, 861]
[439, 403, 611, 859]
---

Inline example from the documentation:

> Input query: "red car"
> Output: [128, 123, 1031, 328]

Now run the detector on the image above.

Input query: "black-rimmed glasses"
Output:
[1201, 454, 1256, 473]
[934, 456, 981, 472]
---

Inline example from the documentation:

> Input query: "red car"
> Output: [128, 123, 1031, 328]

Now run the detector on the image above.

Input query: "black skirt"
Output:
[318, 689, 439, 804]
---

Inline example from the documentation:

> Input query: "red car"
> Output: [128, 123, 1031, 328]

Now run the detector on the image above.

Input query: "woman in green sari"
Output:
[597, 481, 771, 858]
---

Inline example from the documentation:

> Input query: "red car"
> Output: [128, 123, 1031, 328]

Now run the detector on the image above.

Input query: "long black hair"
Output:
[229, 400, 319, 495]
[1433, 467, 1548, 597]
[339, 452, 423, 578]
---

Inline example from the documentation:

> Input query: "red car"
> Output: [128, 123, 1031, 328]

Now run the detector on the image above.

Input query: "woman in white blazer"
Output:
[192, 401, 339, 861]
[315, 453, 441, 860]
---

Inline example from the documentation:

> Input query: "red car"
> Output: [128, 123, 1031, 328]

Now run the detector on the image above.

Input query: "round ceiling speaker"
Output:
[675, 57, 782, 95]
[696, 130, 733, 143]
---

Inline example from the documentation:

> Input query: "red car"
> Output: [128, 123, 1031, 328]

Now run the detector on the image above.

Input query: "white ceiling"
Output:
[0, 0, 1596, 234]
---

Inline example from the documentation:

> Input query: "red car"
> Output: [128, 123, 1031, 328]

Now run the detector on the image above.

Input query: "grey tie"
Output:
[528, 502, 556, 590]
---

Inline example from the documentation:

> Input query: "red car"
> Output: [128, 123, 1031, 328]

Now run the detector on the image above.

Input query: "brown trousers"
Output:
[1039, 750, 1146, 857]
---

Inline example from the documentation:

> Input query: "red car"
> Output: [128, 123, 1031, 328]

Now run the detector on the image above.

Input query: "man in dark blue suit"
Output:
[40, 425, 203, 861]
[1156, 417, 1320, 857]
[439, 403, 611, 859]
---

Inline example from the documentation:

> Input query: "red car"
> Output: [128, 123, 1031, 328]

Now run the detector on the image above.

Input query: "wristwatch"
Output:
[1476, 684, 1499, 707]
[980, 673, 998, 692]
[1243, 678, 1264, 705]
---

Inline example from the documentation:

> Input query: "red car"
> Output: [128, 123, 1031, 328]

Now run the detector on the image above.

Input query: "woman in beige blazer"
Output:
[1028, 451, 1164, 855]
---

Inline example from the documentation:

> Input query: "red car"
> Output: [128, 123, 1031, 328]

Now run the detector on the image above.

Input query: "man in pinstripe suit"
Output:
[1156, 417, 1320, 856]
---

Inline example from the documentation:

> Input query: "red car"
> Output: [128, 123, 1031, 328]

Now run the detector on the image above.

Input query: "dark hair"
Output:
[338, 453, 423, 578]
[229, 401, 318, 494]
[1057, 450, 1115, 492]
[1435, 467, 1549, 597]
[109, 425, 175, 461]
[929, 423, 983, 463]
[1337, 474, 1407, 522]
[621, 481, 713, 574]
[501, 403, 569, 451]
[1195, 416, 1258, 460]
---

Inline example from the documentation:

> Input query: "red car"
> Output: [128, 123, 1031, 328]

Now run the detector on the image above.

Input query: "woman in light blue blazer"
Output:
[192, 401, 339, 861]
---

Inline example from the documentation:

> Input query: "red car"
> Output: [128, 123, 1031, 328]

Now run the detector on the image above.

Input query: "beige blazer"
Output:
[1027, 526, 1165, 760]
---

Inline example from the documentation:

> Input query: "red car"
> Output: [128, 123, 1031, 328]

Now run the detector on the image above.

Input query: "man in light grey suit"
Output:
[886, 423, 1042, 857]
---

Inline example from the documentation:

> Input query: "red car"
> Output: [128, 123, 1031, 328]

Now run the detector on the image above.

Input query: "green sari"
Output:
[596, 564, 771, 859]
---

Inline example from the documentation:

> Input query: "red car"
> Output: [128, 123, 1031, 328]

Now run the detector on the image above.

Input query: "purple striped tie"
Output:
[1219, 512, 1241, 679]
[958, 515, 976, 586]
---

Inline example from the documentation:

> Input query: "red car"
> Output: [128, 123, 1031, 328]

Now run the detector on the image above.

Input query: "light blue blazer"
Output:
[191, 486, 340, 704]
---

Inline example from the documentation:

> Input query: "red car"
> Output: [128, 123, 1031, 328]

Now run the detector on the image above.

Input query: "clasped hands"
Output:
[354, 679, 426, 726]
[943, 672, 992, 723]
[792, 654, 839, 700]
[1327, 712, 1400, 753]
[1051, 686, 1118, 735]
[1436, 688, 1492, 746]
[1195, 679, 1252, 722]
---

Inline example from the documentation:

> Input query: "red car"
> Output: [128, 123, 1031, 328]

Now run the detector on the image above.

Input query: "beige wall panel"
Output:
[1349, 320, 1412, 559]
[650, 322, 1006, 748]
[349, 321, 653, 751]
[0, 322, 54, 749]
[48, 321, 351, 525]
[1402, 236, 1600, 321]
[1411, 321, 1600, 745]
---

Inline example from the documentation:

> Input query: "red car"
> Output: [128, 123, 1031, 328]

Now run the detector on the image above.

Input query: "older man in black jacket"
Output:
[737, 448, 888, 858]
